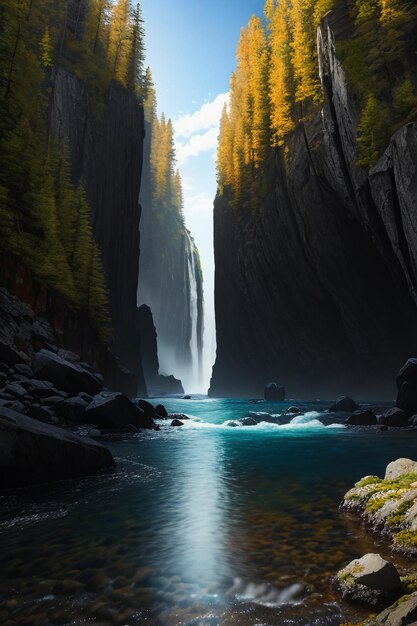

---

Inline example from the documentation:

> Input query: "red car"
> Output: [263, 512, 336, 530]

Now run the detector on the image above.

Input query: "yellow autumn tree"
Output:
[290, 0, 322, 105]
[108, 0, 130, 84]
[267, 0, 295, 145]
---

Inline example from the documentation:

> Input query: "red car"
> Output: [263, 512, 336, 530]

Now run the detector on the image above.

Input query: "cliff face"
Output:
[210, 12, 417, 400]
[50, 69, 147, 396]
[137, 122, 204, 392]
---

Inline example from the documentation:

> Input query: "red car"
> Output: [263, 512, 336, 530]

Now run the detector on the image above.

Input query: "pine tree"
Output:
[126, 2, 145, 95]
[143, 66, 157, 123]
[40, 27, 53, 67]
[290, 0, 322, 105]
[356, 94, 390, 168]
[108, 0, 130, 85]
[268, 0, 295, 145]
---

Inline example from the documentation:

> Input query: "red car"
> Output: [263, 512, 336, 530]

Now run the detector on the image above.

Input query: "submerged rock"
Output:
[0, 407, 114, 489]
[264, 382, 285, 401]
[329, 396, 358, 413]
[336, 554, 401, 604]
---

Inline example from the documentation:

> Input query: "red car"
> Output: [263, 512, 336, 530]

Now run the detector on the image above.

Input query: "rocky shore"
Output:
[335, 458, 417, 625]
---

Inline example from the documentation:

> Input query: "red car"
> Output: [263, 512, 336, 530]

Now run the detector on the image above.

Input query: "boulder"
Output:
[0, 407, 115, 489]
[227, 421, 240, 427]
[84, 393, 156, 430]
[241, 416, 259, 426]
[183, 395, 191, 400]
[5, 383, 27, 398]
[155, 404, 168, 418]
[14, 363, 34, 378]
[137, 399, 156, 417]
[330, 396, 358, 413]
[25, 404, 53, 423]
[346, 410, 378, 426]
[0, 341, 26, 367]
[375, 592, 417, 626]
[264, 382, 285, 401]
[32, 350, 102, 396]
[380, 408, 410, 428]
[336, 554, 401, 603]
[55, 397, 88, 423]
[29, 379, 56, 399]
[78, 392, 93, 404]
[287, 406, 300, 414]
[385, 458, 417, 480]
[171, 419, 184, 427]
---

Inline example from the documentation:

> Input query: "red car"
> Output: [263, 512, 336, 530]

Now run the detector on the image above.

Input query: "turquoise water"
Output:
[1, 397, 417, 625]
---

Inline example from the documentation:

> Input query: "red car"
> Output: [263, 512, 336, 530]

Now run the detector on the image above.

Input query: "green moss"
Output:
[355, 476, 381, 488]
[395, 530, 417, 549]
[386, 500, 414, 528]
[401, 576, 417, 594]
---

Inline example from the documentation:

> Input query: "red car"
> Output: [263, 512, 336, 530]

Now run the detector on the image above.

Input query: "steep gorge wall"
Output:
[50, 69, 147, 395]
[210, 11, 417, 400]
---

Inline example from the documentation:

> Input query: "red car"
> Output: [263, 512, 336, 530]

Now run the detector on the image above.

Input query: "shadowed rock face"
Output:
[210, 12, 417, 400]
[0, 407, 115, 489]
[50, 69, 146, 396]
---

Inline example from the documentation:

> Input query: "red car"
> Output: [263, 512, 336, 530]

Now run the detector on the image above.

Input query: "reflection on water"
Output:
[1, 398, 417, 625]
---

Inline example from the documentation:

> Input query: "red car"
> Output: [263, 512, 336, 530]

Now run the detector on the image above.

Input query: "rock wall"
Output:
[210, 10, 417, 400]
[50, 68, 147, 396]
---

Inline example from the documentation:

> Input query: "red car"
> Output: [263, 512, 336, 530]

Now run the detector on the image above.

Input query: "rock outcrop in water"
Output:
[210, 7, 417, 399]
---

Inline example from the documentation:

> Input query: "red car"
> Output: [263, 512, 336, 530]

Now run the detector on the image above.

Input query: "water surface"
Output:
[1, 397, 417, 625]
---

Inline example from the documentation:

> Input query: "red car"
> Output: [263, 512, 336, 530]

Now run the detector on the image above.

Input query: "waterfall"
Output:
[185, 234, 203, 392]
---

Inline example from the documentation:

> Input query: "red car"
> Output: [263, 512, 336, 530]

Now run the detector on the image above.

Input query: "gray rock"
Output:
[375, 592, 417, 625]
[55, 397, 88, 423]
[0, 407, 115, 488]
[241, 416, 259, 426]
[346, 410, 378, 426]
[42, 395, 65, 406]
[155, 404, 168, 418]
[0, 341, 26, 367]
[385, 458, 417, 480]
[380, 408, 410, 427]
[25, 404, 54, 423]
[32, 350, 102, 396]
[78, 392, 93, 404]
[287, 406, 301, 414]
[136, 399, 156, 417]
[14, 363, 34, 377]
[5, 383, 27, 398]
[57, 349, 80, 363]
[397, 359, 417, 415]
[227, 421, 240, 427]
[171, 419, 184, 427]
[29, 379, 57, 399]
[330, 396, 358, 413]
[336, 554, 401, 604]
[84, 393, 156, 431]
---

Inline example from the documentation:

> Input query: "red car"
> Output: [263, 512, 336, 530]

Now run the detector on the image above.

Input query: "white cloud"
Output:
[173, 92, 229, 166]
[176, 127, 219, 165]
[174, 92, 229, 139]
[184, 191, 214, 217]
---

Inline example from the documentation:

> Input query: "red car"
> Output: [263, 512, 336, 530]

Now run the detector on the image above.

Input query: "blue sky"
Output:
[140, 0, 265, 385]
